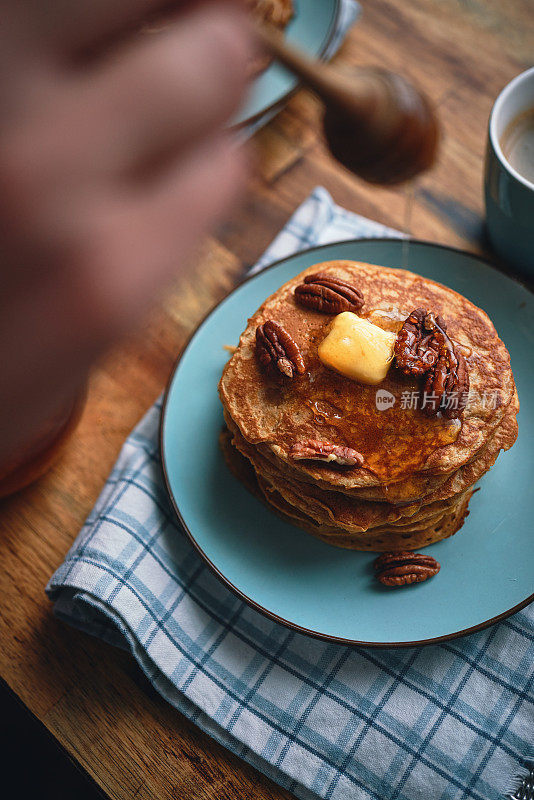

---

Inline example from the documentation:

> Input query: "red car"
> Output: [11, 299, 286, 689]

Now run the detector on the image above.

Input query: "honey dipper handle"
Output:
[253, 22, 381, 119]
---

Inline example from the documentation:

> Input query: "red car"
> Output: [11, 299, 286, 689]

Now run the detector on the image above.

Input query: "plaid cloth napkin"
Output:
[47, 188, 533, 800]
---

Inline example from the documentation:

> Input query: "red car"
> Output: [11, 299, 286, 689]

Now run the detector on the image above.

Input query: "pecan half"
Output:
[395, 309, 469, 419]
[394, 308, 443, 377]
[421, 317, 470, 418]
[289, 440, 363, 467]
[294, 272, 364, 314]
[374, 551, 440, 587]
[256, 320, 305, 378]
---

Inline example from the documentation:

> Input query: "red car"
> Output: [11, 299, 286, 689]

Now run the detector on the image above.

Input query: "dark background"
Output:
[0, 679, 104, 799]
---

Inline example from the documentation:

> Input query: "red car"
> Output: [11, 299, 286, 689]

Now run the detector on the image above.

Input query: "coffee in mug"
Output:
[484, 67, 534, 276]
[501, 108, 534, 185]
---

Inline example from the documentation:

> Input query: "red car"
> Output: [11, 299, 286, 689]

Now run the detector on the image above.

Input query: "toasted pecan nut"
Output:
[289, 440, 364, 467]
[256, 320, 305, 378]
[421, 318, 470, 418]
[394, 308, 442, 377]
[395, 309, 469, 419]
[374, 551, 440, 587]
[294, 272, 364, 315]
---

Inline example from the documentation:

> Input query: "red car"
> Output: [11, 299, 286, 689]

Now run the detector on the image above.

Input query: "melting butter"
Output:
[318, 312, 397, 385]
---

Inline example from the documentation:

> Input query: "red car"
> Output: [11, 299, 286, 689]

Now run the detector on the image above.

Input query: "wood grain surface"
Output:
[1, 2, 532, 798]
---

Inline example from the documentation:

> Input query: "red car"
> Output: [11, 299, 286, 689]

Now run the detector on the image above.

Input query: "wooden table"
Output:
[1, 2, 532, 798]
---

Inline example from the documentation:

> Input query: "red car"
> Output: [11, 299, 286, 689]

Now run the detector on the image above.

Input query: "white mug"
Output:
[484, 66, 534, 278]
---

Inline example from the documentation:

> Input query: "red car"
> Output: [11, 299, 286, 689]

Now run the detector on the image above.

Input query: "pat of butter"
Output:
[318, 312, 397, 385]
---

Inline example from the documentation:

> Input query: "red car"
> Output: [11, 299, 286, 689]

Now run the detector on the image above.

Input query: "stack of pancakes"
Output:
[219, 261, 519, 551]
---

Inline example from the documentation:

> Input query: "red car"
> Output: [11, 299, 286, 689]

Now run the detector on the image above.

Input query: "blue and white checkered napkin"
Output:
[47, 188, 533, 800]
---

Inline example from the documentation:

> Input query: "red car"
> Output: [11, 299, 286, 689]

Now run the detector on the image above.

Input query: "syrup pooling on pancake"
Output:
[262, 332, 462, 483]
[249, 302, 462, 483]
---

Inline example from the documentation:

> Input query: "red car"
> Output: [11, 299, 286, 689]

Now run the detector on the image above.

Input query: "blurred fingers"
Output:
[82, 4, 252, 176]
[0, 133, 246, 460]
[18, 1, 182, 58]
[82, 134, 247, 338]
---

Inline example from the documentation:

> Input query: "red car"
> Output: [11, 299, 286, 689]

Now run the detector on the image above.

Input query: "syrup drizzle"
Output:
[285, 313, 461, 486]
[401, 182, 415, 270]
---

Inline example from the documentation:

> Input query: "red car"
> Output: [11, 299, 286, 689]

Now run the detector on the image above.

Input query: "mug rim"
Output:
[489, 66, 534, 191]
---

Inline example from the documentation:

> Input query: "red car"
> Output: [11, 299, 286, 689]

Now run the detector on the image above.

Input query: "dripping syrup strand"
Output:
[401, 181, 416, 270]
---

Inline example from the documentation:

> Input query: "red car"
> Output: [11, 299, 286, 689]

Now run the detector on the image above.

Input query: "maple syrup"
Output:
[0, 388, 86, 498]
[401, 182, 415, 270]
[288, 318, 461, 485]
[364, 307, 405, 334]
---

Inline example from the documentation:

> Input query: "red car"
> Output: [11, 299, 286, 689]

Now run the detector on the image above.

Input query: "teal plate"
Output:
[235, 0, 341, 126]
[161, 240, 534, 647]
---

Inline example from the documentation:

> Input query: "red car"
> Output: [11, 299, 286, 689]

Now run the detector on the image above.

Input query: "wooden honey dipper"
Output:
[255, 23, 439, 185]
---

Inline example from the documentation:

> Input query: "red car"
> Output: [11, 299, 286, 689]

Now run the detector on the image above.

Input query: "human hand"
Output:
[0, 0, 252, 465]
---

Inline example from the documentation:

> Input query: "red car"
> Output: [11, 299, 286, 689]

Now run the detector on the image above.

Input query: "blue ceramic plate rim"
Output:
[160, 239, 533, 648]
[234, 0, 342, 127]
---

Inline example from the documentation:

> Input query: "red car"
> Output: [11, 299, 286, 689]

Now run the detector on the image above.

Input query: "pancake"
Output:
[290, 496, 473, 552]
[220, 261, 516, 494]
[224, 397, 517, 535]
[225, 390, 517, 503]
[220, 429, 473, 551]
[226, 414, 464, 530]
[225, 387, 516, 512]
